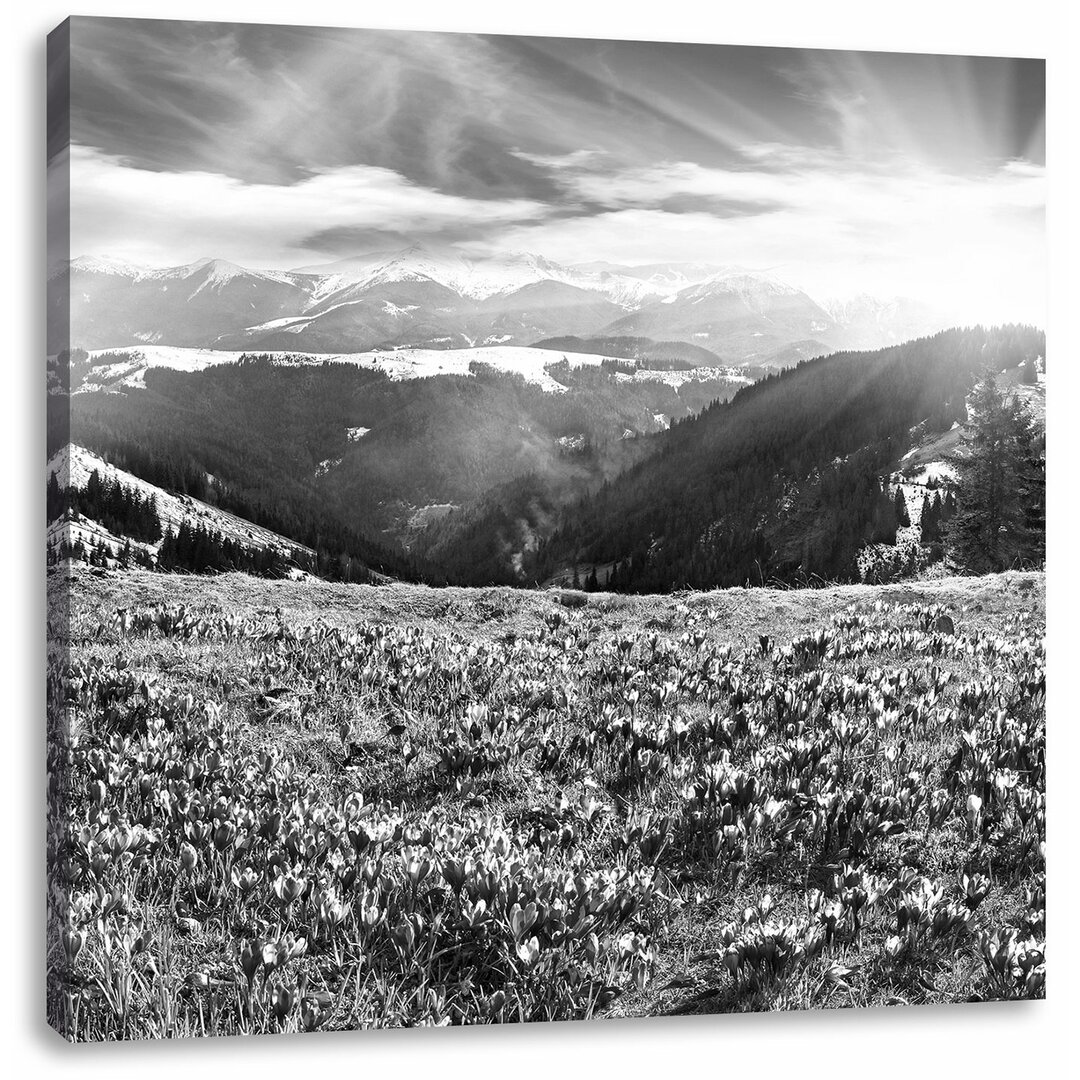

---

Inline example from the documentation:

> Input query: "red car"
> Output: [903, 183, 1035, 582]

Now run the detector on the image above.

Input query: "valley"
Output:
[48, 322, 1044, 592]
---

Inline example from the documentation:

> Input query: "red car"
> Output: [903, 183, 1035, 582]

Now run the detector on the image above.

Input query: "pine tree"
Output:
[894, 487, 910, 528]
[85, 469, 103, 507]
[870, 481, 898, 545]
[942, 489, 957, 526]
[47, 472, 64, 523]
[158, 529, 176, 571]
[921, 492, 943, 544]
[948, 374, 1043, 573]
[1017, 422, 1046, 566]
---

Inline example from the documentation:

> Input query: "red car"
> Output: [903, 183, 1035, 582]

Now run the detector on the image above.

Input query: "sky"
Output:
[55, 17, 1046, 323]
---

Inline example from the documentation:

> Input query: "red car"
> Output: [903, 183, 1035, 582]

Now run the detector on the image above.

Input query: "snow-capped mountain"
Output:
[50, 244, 952, 365]
[820, 294, 951, 350]
[55, 254, 305, 290]
[50, 255, 317, 352]
[603, 270, 839, 362]
[580, 260, 743, 293]
[291, 244, 666, 306]
[62, 255, 147, 278]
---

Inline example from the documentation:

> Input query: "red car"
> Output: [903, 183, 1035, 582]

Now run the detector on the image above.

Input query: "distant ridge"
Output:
[51, 245, 953, 365]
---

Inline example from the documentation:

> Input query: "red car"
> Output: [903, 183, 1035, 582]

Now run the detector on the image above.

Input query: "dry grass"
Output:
[61, 566, 1043, 644]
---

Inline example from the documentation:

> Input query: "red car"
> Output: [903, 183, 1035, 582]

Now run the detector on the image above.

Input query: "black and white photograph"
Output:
[45, 14, 1046, 1043]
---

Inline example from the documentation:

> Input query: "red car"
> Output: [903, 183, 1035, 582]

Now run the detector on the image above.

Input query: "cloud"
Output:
[464, 150, 1046, 324]
[509, 149, 608, 171]
[64, 23, 1044, 327]
[775, 54, 874, 156]
[513, 148, 1046, 216]
[68, 144, 550, 267]
[68, 22, 579, 203]
[70, 133, 1045, 326]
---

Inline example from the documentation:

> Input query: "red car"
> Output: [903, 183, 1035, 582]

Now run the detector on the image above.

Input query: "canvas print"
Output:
[46, 17, 1046, 1041]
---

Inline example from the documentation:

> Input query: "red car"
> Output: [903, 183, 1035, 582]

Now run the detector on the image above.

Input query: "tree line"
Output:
[48, 468, 163, 542]
[47, 468, 306, 579]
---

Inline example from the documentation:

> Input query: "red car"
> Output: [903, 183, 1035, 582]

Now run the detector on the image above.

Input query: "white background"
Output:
[2, 1, 1076, 1076]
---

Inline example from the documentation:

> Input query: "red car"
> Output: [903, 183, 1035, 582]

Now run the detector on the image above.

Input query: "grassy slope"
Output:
[52, 568, 1045, 1034]
[65, 567, 1043, 647]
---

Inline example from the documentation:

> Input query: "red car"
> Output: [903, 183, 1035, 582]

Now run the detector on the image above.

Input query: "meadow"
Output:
[47, 568, 1045, 1039]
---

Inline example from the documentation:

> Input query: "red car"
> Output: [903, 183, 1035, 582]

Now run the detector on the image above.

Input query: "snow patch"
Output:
[631, 366, 751, 390]
[903, 460, 958, 487]
[244, 315, 311, 332]
[75, 346, 249, 393]
[48, 444, 313, 560]
[72, 344, 743, 397]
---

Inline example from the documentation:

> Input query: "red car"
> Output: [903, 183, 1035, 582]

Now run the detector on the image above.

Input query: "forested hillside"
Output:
[60, 353, 743, 575]
[57, 358, 433, 583]
[535, 326, 1044, 591]
[531, 335, 737, 370]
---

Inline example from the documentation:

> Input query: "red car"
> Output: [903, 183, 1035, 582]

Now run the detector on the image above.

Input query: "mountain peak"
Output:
[65, 255, 144, 278]
[186, 257, 248, 277]
[679, 270, 807, 307]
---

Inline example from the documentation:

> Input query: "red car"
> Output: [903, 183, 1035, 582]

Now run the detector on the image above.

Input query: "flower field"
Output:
[47, 571, 1045, 1039]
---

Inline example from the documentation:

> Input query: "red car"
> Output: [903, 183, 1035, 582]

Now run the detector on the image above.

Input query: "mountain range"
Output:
[50, 245, 949, 367]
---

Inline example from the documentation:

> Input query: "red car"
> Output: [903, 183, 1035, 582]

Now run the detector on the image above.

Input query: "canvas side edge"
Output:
[45, 15, 74, 1042]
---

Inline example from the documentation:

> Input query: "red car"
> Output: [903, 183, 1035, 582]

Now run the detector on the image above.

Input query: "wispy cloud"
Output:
[68, 144, 550, 268]
[776, 54, 873, 157]
[509, 149, 608, 171]
[65, 21, 1045, 323]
